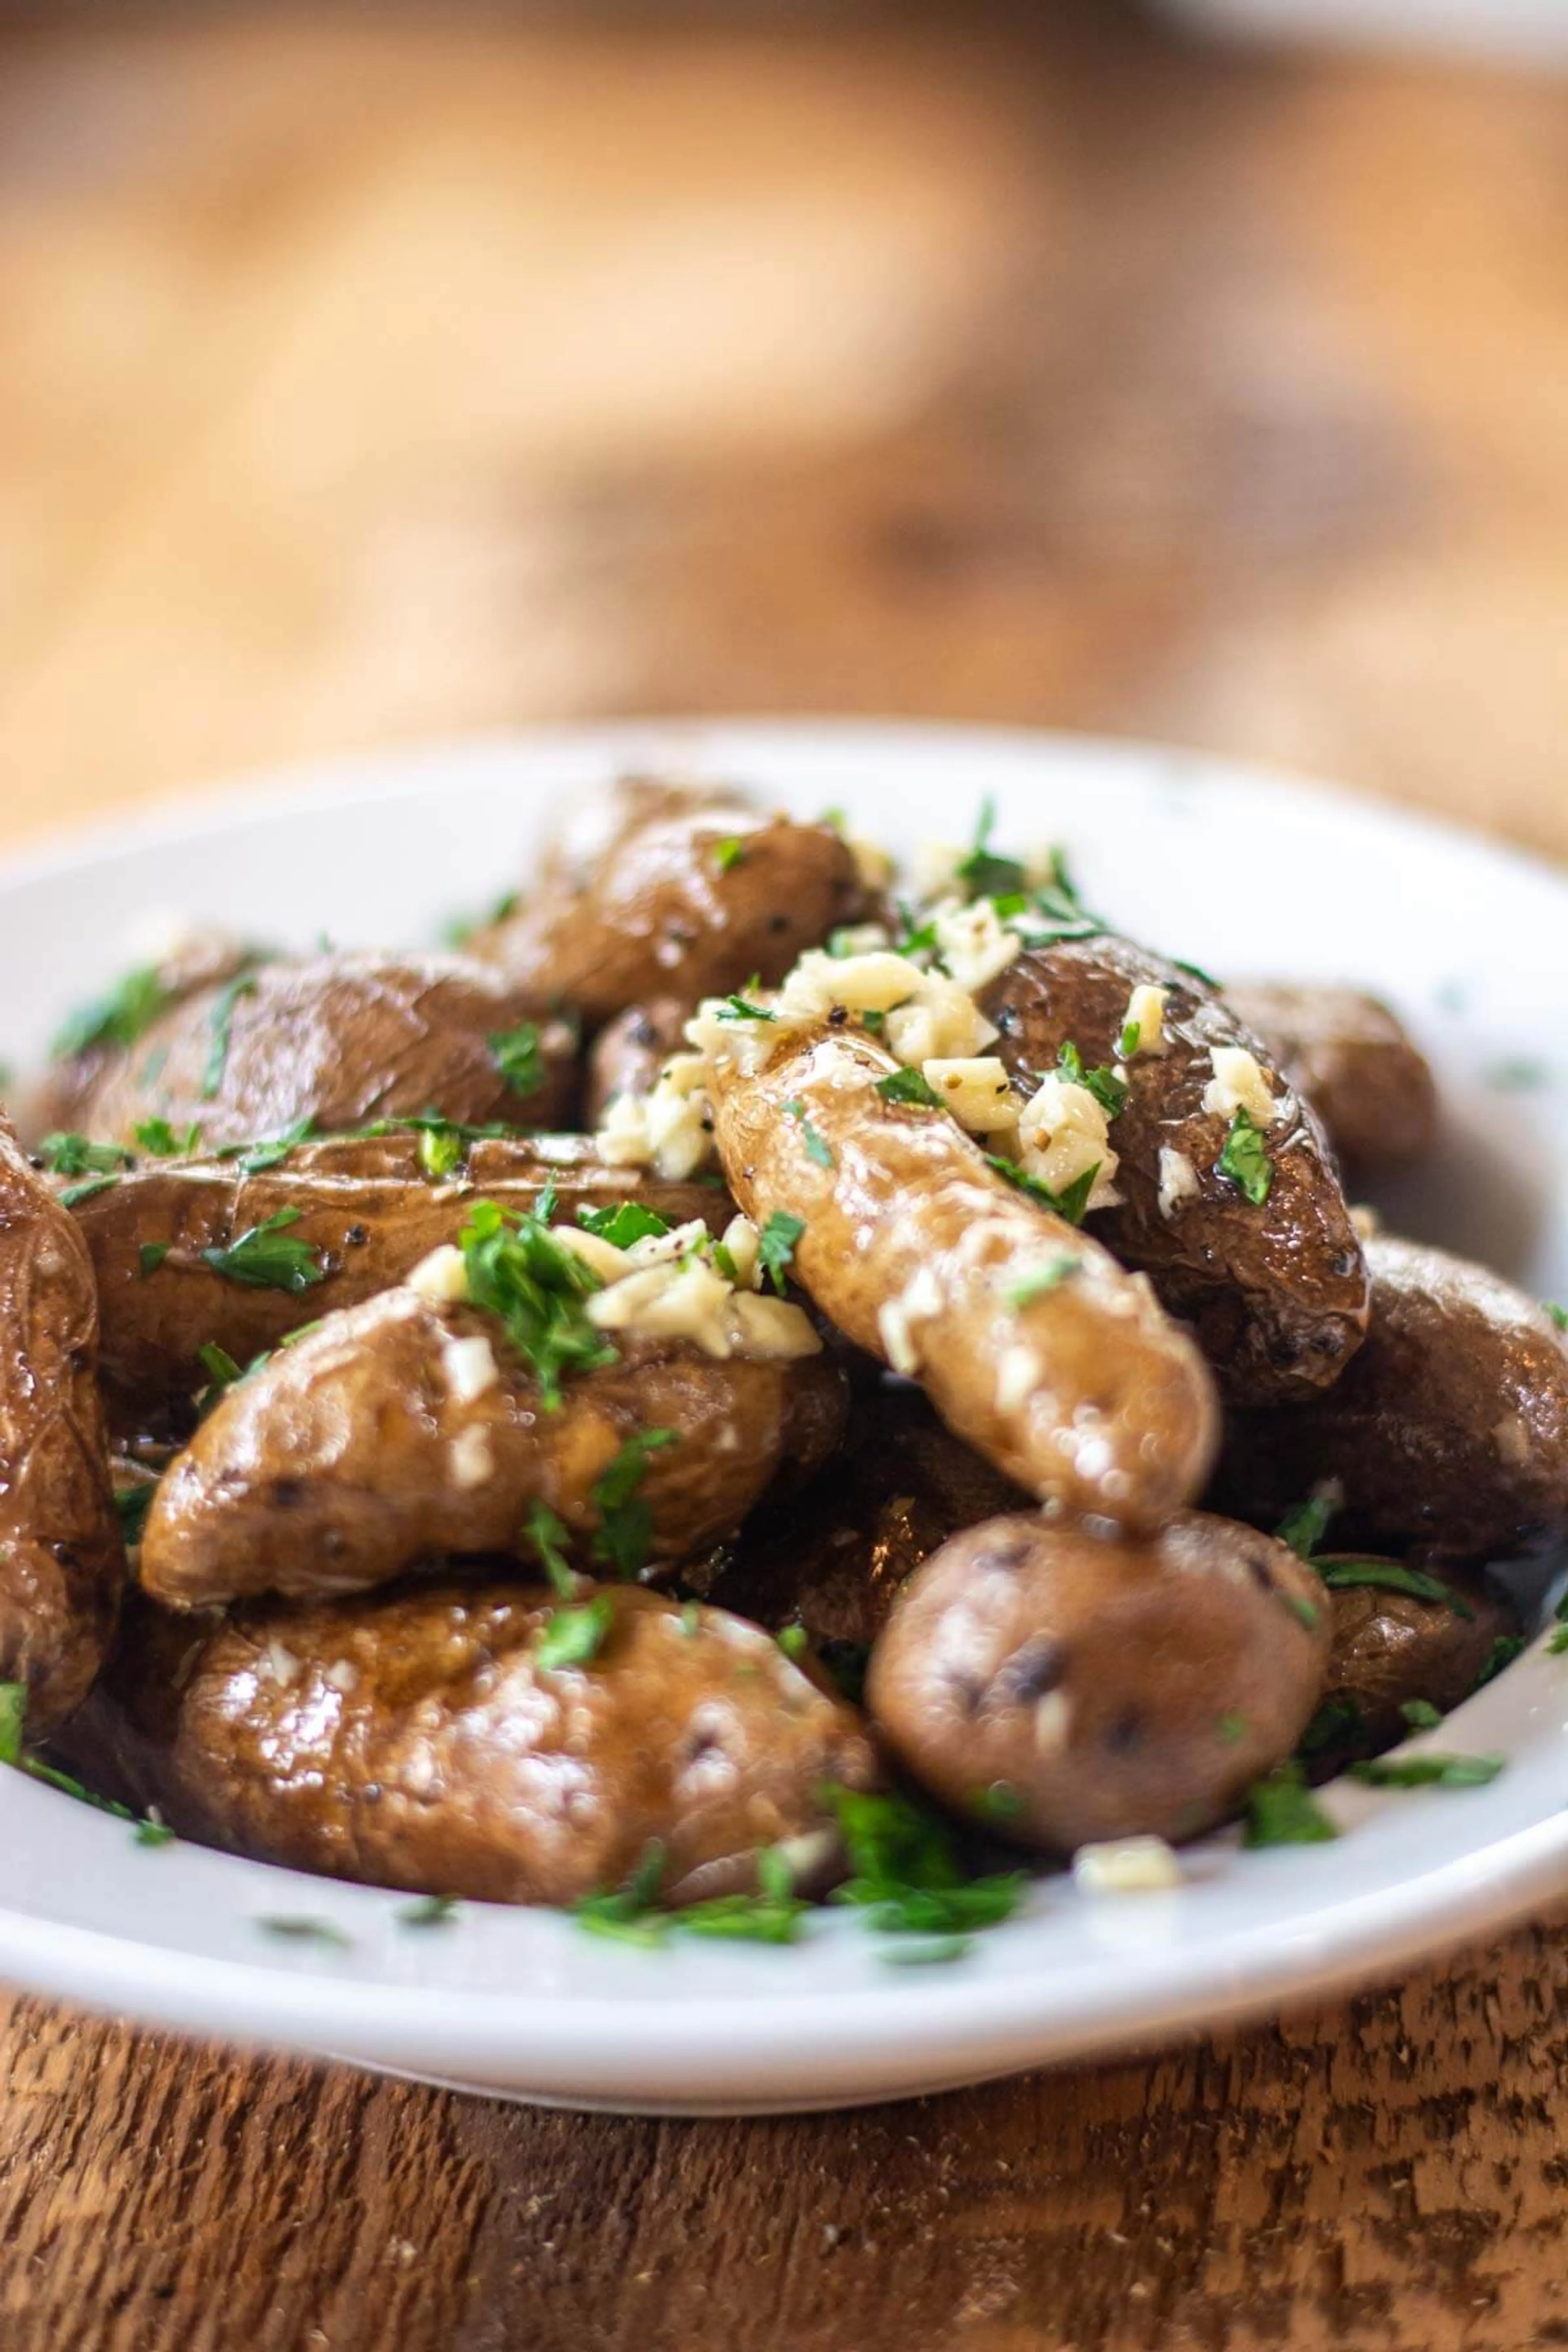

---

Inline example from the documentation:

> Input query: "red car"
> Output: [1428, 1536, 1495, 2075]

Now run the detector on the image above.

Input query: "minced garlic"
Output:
[1071, 1836, 1183, 1895]
[1201, 1045, 1279, 1129]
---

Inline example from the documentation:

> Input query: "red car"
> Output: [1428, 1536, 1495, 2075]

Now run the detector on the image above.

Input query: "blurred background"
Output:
[2, 0, 1566, 856]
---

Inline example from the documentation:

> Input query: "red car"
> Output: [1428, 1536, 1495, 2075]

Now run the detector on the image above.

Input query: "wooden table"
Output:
[3, 9, 1568, 2345]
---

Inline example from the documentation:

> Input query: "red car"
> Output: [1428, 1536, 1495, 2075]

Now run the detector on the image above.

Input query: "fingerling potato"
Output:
[980, 938, 1370, 1403]
[1224, 983, 1438, 1172]
[1300, 1560, 1519, 1778]
[867, 1510, 1330, 1852]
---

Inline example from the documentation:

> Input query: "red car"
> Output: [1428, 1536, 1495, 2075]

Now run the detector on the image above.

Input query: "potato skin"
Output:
[64, 1582, 878, 1905]
[474, 780, 873, 1032]
[1225, 983, 1438, 1172]
[586, 998, 688, 1125]
[867, 1511, 1330, 1853]
[140, 1290, 849, 1609]
[1301, 1562, 1519, 1779]
[70, 952, 578, 1151]
[980, 939, 1370, 1403]
[31, 929, 262, 1141]
[695, 1381, 1029, 1650]
[1215, 1235, 1568, 1563]
[0, 1117, 122, 1731]
[67, 1132, 730, 1434]
[706, 1019, 1219, 1532]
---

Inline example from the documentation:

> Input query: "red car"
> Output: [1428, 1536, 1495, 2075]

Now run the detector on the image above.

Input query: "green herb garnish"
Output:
[257, 1915, 354, 1949]
[572, 1840, 806, 1949]
[783, 1099, 834, 1169]
[1216, 1107, 1273, 1206]
[715, 995, 776, 1024]
[712, 836, 747, 873]
[114, 1484, 153, 1546]
[1274, 1493, 1336, 1561]
[1296, 1694, 1363, 1757]
[1399, 1699, 1443, 1730]
[984, 1153, 1099, 1227]
[1548, 1303, 1568, 1334]
[973, 1782, 1025, 1826]
[1318, 1560, 1471, 1615]
[537, 1594, 614, 1673]
[953, 797, 1028, 904]
[522, 1499, 577, 1597]
[138, 1243, 170, 1276]
[458, 1192, 617, 1409]
[1216, 1710, 1249, 1745]
[197, 1341, 244, 1390]
[826, 1785, 1024, 1940]
[590, 1428, 678, 1578]
[577, 1202, 673, 1249]
[51, 964, 172, 1061]
[1007, 1256, 1079, 1308]
[1473, 1634, 1526, 1688]
[1056, 1042, 1127, 1120]
[776, 1624, 809, 1662]
[37, 1133, 133, 1177]
[1348, 1752, 1504, 1790]
[875, 1067, 942, 1111]
[418, 1123, 463, 1180]
[58, 1174, 121, 1209]
[893, 904, 939, 959]
[399, 1894, 462, 1927]
[1116, 1015, 1143, 1060]
[201, 1208, 325, 1295]
[134, 1117, 203, 1156]
[1242, 1762, 1339, 1847]
[216, 1115, 317, 1174]
[201, 973, 258, 1100]
[134, 1818, 176, 1849]
[442, 889, 519, 948]
[489, 1020, 544, 1100]
[756, 1209, 806, 1295]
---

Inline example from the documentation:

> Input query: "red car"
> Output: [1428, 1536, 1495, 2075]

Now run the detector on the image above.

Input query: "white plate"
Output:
[1, 720, 1565, 2116]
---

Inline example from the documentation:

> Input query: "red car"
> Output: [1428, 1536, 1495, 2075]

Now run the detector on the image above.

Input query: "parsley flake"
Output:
[757, 1210, 806, 1295]
[58, 1174, 121, 1209]
[37, 1134, 133, 1178]
[1399, 1698, 1443, 1730]
[459, 1192, 618, 1409]
[712, 836, 747, 873]
[522, 1499, 577, 1597]
[399, 1894, 462, 1927]
[590, 1428, 678, 1578]
[537, 1594, 614, 1673]
[984, 1153, 1099, 1227]
[258, 1915, 354, 1949]
[201, 1208, 325, 1295]
[715, 995, 776, 1024]
[134, 1117, 203, 1156]
[489, 1021, 544, 1100]
[1007, 1256, 1079, 1308]
[138, 1243, 170, 1277]
[201, 974, 258, 1100]
[953, 797, 1028, 904]
[783, 1099, 834, 1169]
[1242, 1763, 1339, 1847]
[577, 1202, 673, 1249]
[1056, 1042, 1127, 1120]
[1274, 1493, 1336, 1561]
[1318, 1559, 1471, 1615]
[875, 1067, 942, 1111]
[51, 964, 174, 1062]
[1216, 1108, 1273, 1206]
[1348, 1752, 1504, 1790]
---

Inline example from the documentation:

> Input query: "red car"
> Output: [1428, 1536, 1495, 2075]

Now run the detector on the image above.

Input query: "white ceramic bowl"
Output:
[1, 720, 1564, 2115]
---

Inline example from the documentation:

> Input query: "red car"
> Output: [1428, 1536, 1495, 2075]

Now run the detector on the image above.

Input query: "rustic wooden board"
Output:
[2, 7, 1568, 2345]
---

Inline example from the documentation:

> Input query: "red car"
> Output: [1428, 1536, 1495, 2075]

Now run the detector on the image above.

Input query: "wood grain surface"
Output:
[2, 7, 1568, 2348]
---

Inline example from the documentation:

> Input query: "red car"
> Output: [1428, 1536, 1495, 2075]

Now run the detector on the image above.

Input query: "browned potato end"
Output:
[867, 1511, 1330, 1853]
[67, 1583, 878, 1906]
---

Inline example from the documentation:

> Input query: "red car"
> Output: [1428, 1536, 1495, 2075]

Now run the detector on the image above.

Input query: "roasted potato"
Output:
[979, 938, 1370, 1403]
[472, 780, 873, 1032]
[1225, 983, 1439, 1172]
[1215, 1234, 1568, 1563]
[63, 952, 578, 1151]
[32, 929, 264, 1140]
[67, 1131, 730, 1433]
[586, 998, 688, 1125]
[1300, 1560, 1519, 1779]
[140, 1287, 849, 1608]
[705, 1017, 1219, 1532]
[867, 1510, 1330, 1853]
[0, 1116, 122, 1731]
[695, 1381, 1029, 1650]
[63, 1581, 878, 1905]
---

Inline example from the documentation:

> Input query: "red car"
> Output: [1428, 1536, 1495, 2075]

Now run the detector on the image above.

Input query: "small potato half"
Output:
[64, 1583, 878, 1906]
[867, 1511, 1330, 1853]
[1224, 983, 1438, 1173]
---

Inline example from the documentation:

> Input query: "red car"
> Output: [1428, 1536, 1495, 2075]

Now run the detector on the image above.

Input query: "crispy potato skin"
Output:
[867, 1511, 1330, 1852]
[695, 1381, 1029, 1648]
[1215, 1235, 1568, 1563]
[1225, 983, 1438, 1172]
[140, 1292, 849, 1609]
[980, 939, 1370, 1403]
[71, 953, 578, 1150]
[473, 781, 872, 1031]
[1301, 1563, 1518, 1779]
[64, 1582, 878, 1905]
[0, 1118, 122, 1730]
[585, 998, 688, 1125]
[67, 1133, 730, 1434]
[706, 1021, 1218, 1532]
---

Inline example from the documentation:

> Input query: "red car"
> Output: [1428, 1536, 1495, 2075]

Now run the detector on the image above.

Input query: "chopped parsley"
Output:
[1297, 1694, 1363, 1757]
[201, 1208, 325, 1295]
[58, 1174, 121, 1209]
[782, 1099, 834, 1169]
[590, 1428, 679, 1578]
[756, 1209, 806, 1295]
[51, 963, 173, 1061]
[1548, 1303, 1568, 1334]
[1318, 1560, 1471, 1615]
[257, 1915, 354, 1949]
[201, 973, 258, 1099]
[875, 1067, 942, 1111]
[776, 1624, 809, 1662]
[893, 904, 940, 959]
[197, 1340, 244, 1390]
[134, 1117, 203, 1156]
[134, 1819, 176, 1849]
[712, 836, 747, 873]
[1242, 1762, 1339, 1847]
[1056, 1042, 1127, 1120]
[458, 1192, 617, 1408]
[1348, 1752, 1504, 1790]
[216, 1115, 318, 1174]
[1274, 1493, 1336, 1561]
[1171, 957, 1219, 991]
[1216, 1108, 1273, 1207]
[715, 995, 776, 1024]
[972, 1781, 1025, 1826]
[574, 1840, 807, 1948]
[37, 1133, 133, 1177]
[984, 1153, 1099, 1227]
[537, 1594, 614, 1673]
[0, 1681, 145, 1828]
[826, 1784, 1024, 1946]
[138, 1243, 170, 1276]
[1472, 1634, 1526, 1688]
[577, 1202, 673, 1249]
[399, 1894, 462, 1927]
[1399, 1698, 1443, 1730]
[442, 888, 519, 947]
[489, 1020, 544, 1100]
[1115, 1015, 1143, 1061]
[522, 1499, 577, 1597]
[1216, 1710, 1249, 1745]
[953, 798, 1028, 904]
[418, 1123, 463, 1180]
[1007, 1256, 1079, 1308]
[114, 1484, 154, 1545]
